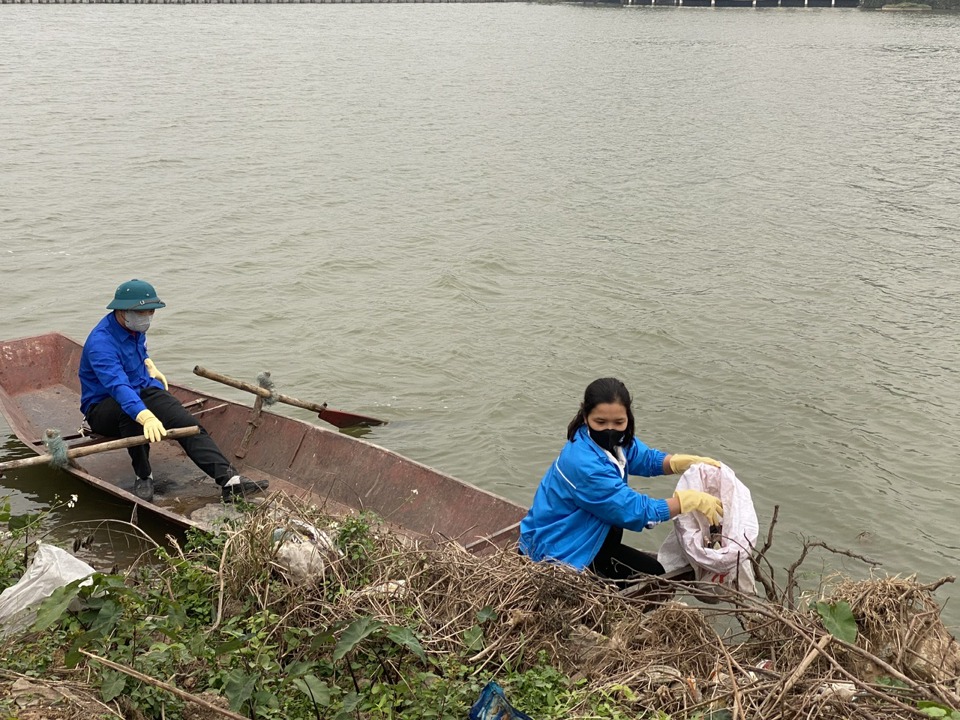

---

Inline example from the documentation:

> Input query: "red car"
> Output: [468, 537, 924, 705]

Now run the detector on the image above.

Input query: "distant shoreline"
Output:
[3, 0, 956, 7]
[0, 0, 524, 4]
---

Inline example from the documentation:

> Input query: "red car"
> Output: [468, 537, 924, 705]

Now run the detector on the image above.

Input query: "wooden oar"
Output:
[0, 426, 201, 475]
[192, 366, 387, 428]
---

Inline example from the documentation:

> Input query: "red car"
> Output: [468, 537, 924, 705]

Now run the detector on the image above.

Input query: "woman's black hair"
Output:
[566, 377, 636, 441]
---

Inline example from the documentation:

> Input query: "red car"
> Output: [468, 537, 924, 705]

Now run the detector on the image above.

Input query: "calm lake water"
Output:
[2, 5, 959, 626]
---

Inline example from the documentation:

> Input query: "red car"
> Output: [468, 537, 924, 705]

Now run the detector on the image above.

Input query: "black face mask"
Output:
[588, 427, 626, 453]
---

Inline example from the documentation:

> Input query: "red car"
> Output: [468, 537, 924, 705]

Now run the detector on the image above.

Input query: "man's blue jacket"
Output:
[518, 424, 671, 570]
[79, 312, 164, 418]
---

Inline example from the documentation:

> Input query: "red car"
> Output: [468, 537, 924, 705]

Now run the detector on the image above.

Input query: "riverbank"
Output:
[1, 496, 957, 719]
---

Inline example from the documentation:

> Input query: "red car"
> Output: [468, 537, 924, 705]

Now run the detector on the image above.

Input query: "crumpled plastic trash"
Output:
[0, 542, 95, 638]
[356, 579, 408, 599]
[469, 680, 534, 720]
[817, 681, 857, 701]
[272, 519, 339, 584]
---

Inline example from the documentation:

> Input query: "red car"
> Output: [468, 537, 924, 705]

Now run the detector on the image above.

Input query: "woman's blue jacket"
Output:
[518, 425, 671, 571]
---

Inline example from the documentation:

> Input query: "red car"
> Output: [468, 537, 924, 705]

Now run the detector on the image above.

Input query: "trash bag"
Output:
[657, 463, 759, 596]
[0, 542, 95, 638]
[469, 680, 534, 720]
[272, 519, 339, 584]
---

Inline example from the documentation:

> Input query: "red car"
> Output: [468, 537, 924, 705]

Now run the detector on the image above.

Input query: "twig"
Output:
[831, 634, 960, 710]
[751, 504, 780, 601]
[715, 630, 745, 720]
[736, 598, 946, 719]
[803, 541, 880, 567]
[922, 576, 956, 593]
[206, 530, 242, 634]
[784, 539, 880, 609]
[770, 634, 832, 706]
[79, 650, 247, 720]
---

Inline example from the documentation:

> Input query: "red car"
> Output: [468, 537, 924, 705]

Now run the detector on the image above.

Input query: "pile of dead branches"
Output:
[205, 494, 959, 720]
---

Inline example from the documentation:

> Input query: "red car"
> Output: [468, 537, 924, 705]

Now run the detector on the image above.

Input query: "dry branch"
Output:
[14, 493, 956, 720]
[79, 650, 248, 720]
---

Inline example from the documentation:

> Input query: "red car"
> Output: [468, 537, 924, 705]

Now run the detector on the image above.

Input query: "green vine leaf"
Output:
[64, 630, 99, 668]
[9, 513, 39, 532]
[386, 625, 426, 662]
[31, 579, 86, 632]
[334, 691, 360, 720]
[222, 669, 258, 712]
[88, 598, 123, 636]
[476, 606, 498, 624]
[284, 660, 316, 679]
[462, 625, 485, 653]
[918, 701, 960, 719]
[334, 617, 384, 662]
[293, 675, 331, 706]
[99, 669, 126, 702]
[308, 630, 337, 653]
[815, 601, 858, 643]
[214, 636, 249, 655]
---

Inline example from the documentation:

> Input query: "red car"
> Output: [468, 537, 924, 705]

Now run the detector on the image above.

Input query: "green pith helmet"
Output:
[106, 279, 166, 311]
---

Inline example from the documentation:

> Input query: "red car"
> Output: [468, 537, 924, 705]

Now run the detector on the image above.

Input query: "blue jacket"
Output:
[79, 313, 164, 418]
[518, 425, 671, 570]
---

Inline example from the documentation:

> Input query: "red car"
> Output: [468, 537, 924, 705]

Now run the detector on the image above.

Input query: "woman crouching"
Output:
[518, 377, 723, 585]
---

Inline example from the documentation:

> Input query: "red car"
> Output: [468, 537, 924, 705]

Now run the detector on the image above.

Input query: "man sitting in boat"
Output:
[78, 279, 269, 503]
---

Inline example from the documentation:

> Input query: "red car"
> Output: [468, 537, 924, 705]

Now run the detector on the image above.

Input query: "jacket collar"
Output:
[106, 311, 139, 341]
[576, 424, 626, 475]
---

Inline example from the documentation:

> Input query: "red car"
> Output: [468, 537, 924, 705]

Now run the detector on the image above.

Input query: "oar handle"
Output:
[192, 366, 387, 428]
[0, 426, 201, 473]
[192, 366, 327, 413]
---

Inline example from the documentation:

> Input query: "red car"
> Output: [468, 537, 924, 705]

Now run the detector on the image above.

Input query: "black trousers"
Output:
[588, 526, 665, 587]
[86, 386, 236, 485]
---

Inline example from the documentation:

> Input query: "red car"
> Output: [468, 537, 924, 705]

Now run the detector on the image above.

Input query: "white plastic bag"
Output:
[0, 542, 95, 637]
[657, 463, 759, 595]
[272, 520, 339, 584]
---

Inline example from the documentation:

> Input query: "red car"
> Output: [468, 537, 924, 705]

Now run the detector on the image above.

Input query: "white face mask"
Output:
[123, 311, 152, 333]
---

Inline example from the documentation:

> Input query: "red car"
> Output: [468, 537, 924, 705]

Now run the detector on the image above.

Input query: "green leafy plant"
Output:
[918, 701, 960, 719]
[814, 600, 858, 643]
[335, 513, 376, 562]
[462, 606, 498, 654]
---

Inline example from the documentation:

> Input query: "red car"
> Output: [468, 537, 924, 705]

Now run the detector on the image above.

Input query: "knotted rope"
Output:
[42, 428, 70, 470]
[256, 371, 279, 406]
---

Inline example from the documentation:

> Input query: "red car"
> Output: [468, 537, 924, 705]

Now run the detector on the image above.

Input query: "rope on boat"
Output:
[256, 371, 279, 406]
[42, 429, 70, 469]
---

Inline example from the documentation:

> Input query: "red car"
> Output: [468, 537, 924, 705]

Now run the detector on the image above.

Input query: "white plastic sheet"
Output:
[0, 542, 95, 637]
[658, 463, 759, 595]
[272, 520, 339, 584]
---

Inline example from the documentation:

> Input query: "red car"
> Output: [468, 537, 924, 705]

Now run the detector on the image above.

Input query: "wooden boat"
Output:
[0, 332, 525, 552]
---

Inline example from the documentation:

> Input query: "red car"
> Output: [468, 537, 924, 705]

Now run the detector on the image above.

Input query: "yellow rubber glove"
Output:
[144, 358, 168, 391]
[668, 454, 721, 475]
[135, 409, 167, 443]
[674, 489, 723, 525]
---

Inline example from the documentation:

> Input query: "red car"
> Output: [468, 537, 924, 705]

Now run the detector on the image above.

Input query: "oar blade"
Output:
[317, 408, 386, 429]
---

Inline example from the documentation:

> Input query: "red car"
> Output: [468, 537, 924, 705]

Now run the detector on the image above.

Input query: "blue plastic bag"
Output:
[468, 680, 534, 720]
